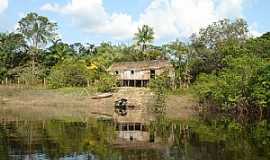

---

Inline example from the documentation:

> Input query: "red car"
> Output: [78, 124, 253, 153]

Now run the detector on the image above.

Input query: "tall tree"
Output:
[166, 39, 191, 88]
[190, 18, 249, 77]
[17, 12, 57, 73]
[134, 25, 154, 53]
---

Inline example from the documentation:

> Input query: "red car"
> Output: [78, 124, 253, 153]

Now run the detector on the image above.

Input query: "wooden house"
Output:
[109, 60, 174, 87]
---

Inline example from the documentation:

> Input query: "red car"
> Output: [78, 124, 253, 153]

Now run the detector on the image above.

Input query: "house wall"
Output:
[115, 67, 171, 80]
[110, 64, 175, 87]
[118, 69, 150, 80]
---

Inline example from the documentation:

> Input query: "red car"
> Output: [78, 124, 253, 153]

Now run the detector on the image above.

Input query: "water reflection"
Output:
[0, 119, 172, 160]
[0, 118, 269, 160]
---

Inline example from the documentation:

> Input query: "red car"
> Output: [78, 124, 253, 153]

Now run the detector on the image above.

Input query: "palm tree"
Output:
[134, 25, 154, 53]
[17, 12, 57, 73]
[48, 42, 73, 63]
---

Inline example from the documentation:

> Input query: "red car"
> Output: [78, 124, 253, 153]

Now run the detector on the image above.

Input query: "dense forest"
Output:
[1, 12, 270, 146]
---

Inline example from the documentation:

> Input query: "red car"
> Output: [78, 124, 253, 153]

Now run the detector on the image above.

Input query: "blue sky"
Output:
[0, 0, 269, 45]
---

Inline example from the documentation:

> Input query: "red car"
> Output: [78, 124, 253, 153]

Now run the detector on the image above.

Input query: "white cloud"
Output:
[216, 0, 245, 18]
[0, 0, 8, 13]
[138, 0, 218, 39]
[41, 0, 137, 39]
[40, 3, 60, 12]
[249, 23, 263, 37]
[41, 0, 255, 41]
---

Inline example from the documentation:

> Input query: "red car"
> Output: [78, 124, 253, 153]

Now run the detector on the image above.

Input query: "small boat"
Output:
[91, 93, 113, 99]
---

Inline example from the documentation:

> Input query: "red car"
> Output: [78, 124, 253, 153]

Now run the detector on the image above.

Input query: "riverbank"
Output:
[0, 86, 197, 121]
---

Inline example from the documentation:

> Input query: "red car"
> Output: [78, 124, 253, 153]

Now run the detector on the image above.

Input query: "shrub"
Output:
[48, 59, 92, 88]
[149, 72, 171, 116]
[18, 64, 46, 86]
[95, 72, 117, 92]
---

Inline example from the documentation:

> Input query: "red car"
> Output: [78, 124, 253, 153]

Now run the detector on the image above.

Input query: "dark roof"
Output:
[110, 60, 172, 71]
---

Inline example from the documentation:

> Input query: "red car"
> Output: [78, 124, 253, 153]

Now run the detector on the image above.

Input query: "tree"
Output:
[46, 41, 74, 66]
[165, 39, 192, 88]
[17, 12, 57, 73]
[195, 55, 266, 122]
[134, 25, 154, 53]
[245, 32, 270, 59]
[47, 59, 92, 88]
[194, 18, 248, 50]
[190, 19, 249, 77]
[0, 32, 27, 79]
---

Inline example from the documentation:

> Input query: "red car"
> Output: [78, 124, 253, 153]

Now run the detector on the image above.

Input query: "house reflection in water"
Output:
[116, 122, 149, 142]
[113, 101, 153, 143]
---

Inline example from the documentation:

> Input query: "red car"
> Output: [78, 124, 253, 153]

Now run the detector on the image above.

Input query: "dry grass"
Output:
[0, 86, 197, 121]
[166, 95, 198, 120]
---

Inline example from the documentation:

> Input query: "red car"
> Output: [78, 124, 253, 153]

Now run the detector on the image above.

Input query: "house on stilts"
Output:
[109, 60, 174, 87]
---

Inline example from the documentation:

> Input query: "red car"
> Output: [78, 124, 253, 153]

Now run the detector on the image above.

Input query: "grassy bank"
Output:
[0, 85, 197, 121]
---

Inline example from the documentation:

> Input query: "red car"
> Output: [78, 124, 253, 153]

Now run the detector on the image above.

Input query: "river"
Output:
[0, 116, 269, 160]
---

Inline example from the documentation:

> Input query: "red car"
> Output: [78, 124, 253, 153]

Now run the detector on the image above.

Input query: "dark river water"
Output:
[0, 118, 269, 160]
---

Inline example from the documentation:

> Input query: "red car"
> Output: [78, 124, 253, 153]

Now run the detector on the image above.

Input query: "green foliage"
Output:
[95, 72, 117, 92]
[0, 32, 27, 79]
[190, 19, 249, 78]
[194, 18, 248, 49]
[134, 24, 154, 52]
[17, 12, 58, 75]
[19, 64, 45, 86]
[149, 72, 171, 115]
[195, 55, 265, 109]
[45, 42, 74, 67]
[149, 71, 172, 93]
[165, 39, 192, 88]
[245, 32, 270, 59]
[252, 120, 270, 154]
[48, 59, 92, 88]
[17, 12, 57, 48]
[250, 64, 270, 107]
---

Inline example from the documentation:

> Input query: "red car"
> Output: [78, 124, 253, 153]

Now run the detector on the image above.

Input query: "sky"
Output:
[0, 0, 269, 45]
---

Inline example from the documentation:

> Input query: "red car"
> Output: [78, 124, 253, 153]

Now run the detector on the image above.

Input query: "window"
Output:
[122, 124, 128, 131]
[115, 71, 119, 75]
[131, 70, 134, 74]
[135, 123, 141, 131]
[150, 69, 155, 79]
[128, 124, 134, 131]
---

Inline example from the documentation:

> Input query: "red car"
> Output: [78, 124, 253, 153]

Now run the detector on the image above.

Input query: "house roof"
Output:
[109, 60, 172, 71]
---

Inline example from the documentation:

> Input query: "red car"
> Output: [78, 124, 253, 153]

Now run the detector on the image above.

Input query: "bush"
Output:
[48, 59, 92, 88]
[95, 73, 117, 92]
[149, 71, 172, 93]
[18, 64, 46, 86]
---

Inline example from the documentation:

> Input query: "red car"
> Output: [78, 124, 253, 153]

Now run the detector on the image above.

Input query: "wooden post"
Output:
[17, 78, 20, 87]
[87, 80, 90, 87]
[43, 78, 46, 88]
[5, 77, 8, 85]
[128, 80, 130, 87]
